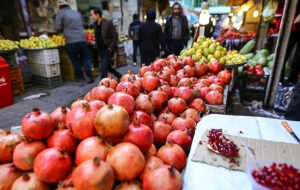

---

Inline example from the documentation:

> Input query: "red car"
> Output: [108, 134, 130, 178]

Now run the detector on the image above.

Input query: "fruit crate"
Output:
[0, 50, 18, 67]
[60, 55, 75, 80]
[9, 67, 23, 83]
[206, 85, 229, 114]
[30, 63, 61, 78]
[32, 75, 62, 89]
[11, 80, 25, 96]
[26, 48, 60, 64]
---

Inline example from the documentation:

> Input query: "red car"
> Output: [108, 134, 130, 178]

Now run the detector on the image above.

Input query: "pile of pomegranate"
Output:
[0, 55, 232, 190]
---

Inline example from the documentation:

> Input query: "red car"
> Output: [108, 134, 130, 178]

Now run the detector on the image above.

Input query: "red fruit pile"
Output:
[252, 163, 300, 189]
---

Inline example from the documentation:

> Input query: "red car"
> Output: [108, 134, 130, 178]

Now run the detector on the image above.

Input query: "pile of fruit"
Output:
[20, 36, 57, 49]
[180, 36, 246, 66]
[0, 55, 232, 190]
[0, 39, 19, 50]
[216, 30, 256, 44]
[51, 35, 66, 46]
[84, 29, 95, 43]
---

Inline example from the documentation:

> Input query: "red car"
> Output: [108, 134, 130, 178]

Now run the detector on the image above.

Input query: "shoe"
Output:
[133, 62, 137, 66]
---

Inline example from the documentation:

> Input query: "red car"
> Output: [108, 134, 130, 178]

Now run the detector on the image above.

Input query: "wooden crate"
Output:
[11, 81, 25, 96]
[206, 85, 229, 114]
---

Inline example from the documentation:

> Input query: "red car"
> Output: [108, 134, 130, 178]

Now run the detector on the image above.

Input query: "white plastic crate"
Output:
[27, 48, 60, 64]
[30, 63, 61, 78]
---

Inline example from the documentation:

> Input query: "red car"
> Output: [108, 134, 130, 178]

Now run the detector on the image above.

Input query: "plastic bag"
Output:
[262, 0, 276, 22]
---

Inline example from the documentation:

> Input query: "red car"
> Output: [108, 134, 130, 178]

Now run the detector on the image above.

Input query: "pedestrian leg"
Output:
[168, 40, 176, 55]
[65, 43, 84, 80]
[100, 48, 113, 79]
[79, 42, 93, 81]
[133, 40, 138, 66]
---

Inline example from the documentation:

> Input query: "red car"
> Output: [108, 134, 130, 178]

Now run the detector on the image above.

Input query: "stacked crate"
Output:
[9, 66, 25, 95]
[59, 47, 75, 80]
[26, 48, 62, 88]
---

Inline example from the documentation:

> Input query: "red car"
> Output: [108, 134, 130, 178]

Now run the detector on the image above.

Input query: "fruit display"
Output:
[0, 39, 19, 50]
[180, 36, 246, 66]
[19, 36, 57, 49]
[51, 35, 66, 46]
[84, 29, 95, 43]
[216, 30, 256, 44]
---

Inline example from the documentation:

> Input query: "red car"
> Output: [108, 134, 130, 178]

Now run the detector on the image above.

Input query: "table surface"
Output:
[183, 114, 300, 190]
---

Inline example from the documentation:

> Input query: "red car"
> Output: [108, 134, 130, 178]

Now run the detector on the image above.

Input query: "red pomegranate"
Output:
[84, 92, 91, 101]
[151, 113, 157, 123]
[168, 97, 187, 115]
[13, 138, 46, 171]
[50, 105, 70, 127]
[208, 60, 222, 74]
[178, 78, 192, 87]
[114, 180, 142, 190]
[106, 142, 145, 180]
[143, 73, 160, 92]
[21, 108, 53, 140]
[121, 70, 133, 82]
[174, 86, 194, 103]
[169, 75, 179, 87]
[47, 124, 77, 155]
[190, 77, 198, 85]
[89, 85, 115, 103]
[132, 75, 143, 92]
[182, 56, 194, 65]
[144, 144, 157, 159]
[152, 121, 173, 146]
[149, 90, 168, 111]
[198, 78, 210, 86]
[116, 81, 139, 98]
[33, 148, 71, 183]
[151, 59, 164, 72]
[158, 70, 171, 82]
[208, 75, 217, 84]
[11, 173, 50, 190]
[58, 168, 75, 188]
[209, 84, 224, 93]
[212, 77, 225, 87]
[205, 90, 223, 105]
[183, 108, 201, 123]
[158, 110, 176, 125]
[99, 74, 118, 90]
[139, 64, 151, 77]
[56, 186, 75, 190]
[66, 103, 97, 140]
[89, 100, 106, 110]
[158, 85, 173, 99]
[73, 157, 115, 190]
[131, 110, 152, 128]
[139, 156, 164, 181]
[176, 71, 188, 80]
[167, 54, 176, 61]
[0, 163, 23, 190]
[123, 118, 154, 153]
[183, 65, 195, 77]
[199, 86, 211, 99]
[157, 141, 187, 170]
[189, 98, 206, 113]
[94, 104, 130, 141]
[217, 69, 232, 84]
[172, 115, 196, 136]
[170, 59, 183, 71]
[135, 94, 155, 114]
[71, 98, 88, 110]
[164, 65, 176, 75]
[108, 92, 135, 114]
[166, 129, 192, 150]
[0, 131, 22, 163]
[195, 62, 209, 76]
[159, 79, 168, 86]
[195, 83, 207, 90]
[143, 165, 183, 190]
[191, 86, 201, 99]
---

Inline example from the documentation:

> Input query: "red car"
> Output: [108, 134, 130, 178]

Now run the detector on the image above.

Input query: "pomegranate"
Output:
[114, 180, 142, 190]
[116, 81, 139, 98]
[172, 115, 196, 137]
[21, 108, 53, 140]
[212, 77, 225, 87]
[169, 75, 179, 87]
[195, 83, 207, 90]
[13, 138, 46, 171]
[183, 65, 195, 77]
[139, 64, 151, 77]
[99, 74, 118, 90]
[66, 103, 97, 140]
[208, 75, 217, 84]
[151, 59, 164, 72]
[166, 129, 192, 150]
[143, 165, 182, 190]
[0, 131, 22, 163]
[191, 86, 201, 99]
[73, 157, 115, 190]
[170, 59, 183, 70]
[199, 86, 211, 99]
[132, 75, 143, 92]
[131, 110, 152, 128]
[0, 163, 23, 190]
[108, 92, 135, 114]
[123, 118, 154, 153]
[195, 62, 208, 76]
[178, 78, 192, 87]
[189, 98, 206, 113]
[205, 90, 223, 105]
[151, 113, 157, 123]
[217, 69, 232, 84]
[47, 123, 77, 155]
[58, 168, 75, 188]
[56, 186, 75, 190]
[158, 85, 173, 99]
[143, 73, 160, 92]
[139, 156, 164, 181]
[135, 94, 155, 114]
[121, 70, 133, 82]
[209, 84, 224, 93]
[174, 86, 194, 102]
[164, 65, 176, 75]
[152, 121, 173, 146]
[84, 92, 91, 101]
[176, 70, 188, 80]
[11, 173, 50, 190]
[183, 108, 201, 123]
[89, 84, 115, 103]
[158, 110, 176, 125]
[190, 77, 198, 85]
[33, 148, 71, 183]
[167, 54, 176, 61]
[208, 60, 222, 74]
[50, 105, 70, 127]
[168, 97, 187, 115]
[198, 78, 210, 86]
[159, 79, 168, 86]
[144, 144, 157, 159]
[149, 90, 168, 111]
[182, 56, 194, 65]
[158, 70, 171, 82]
[94, 104, 130, 141]
[89, 100, 106, 110]
[71, 98, 88, 110]
[106, 142, 145, 180]
[157, 141, 186, 170]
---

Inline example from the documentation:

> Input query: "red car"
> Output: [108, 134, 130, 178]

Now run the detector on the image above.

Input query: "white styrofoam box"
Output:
[26, 48, 60, 64]
[30, 63, 61, 78]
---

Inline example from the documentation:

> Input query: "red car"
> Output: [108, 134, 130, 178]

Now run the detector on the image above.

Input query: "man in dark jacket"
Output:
[55, 0, 93, 83]
[90, 8, 121, 79]
[164, 2, 189, 56]
[128, 14, 142, 66]
[138, 8, 166, 66]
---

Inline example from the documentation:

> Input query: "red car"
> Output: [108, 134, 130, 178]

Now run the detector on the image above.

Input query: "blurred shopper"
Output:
[90, 8, 122, 79]
[128, 14, 142, 66]
[138, 8, 166, 66]
[54, 0, 94, 83]
[164, 2, 189, 56]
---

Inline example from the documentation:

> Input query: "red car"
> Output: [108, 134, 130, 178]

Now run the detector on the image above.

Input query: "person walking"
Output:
[164, 2, 189, 56]
[90, 8, 122, 79]
[138, 8, 166, 66]
[54, 0, 94, 83]
[128, 14, 142, 66]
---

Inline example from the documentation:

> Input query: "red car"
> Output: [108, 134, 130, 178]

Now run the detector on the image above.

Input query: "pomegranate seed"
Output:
[239, 131, 243, 134]
[199, 140, 202, 145]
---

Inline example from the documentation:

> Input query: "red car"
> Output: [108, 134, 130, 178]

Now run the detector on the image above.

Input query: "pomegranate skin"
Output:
[135, 94, 155, 114]
[144, 144, 157, 159]
[172, 115, 196, 137]
[149, 90, 169, 111]
[0, 131, 22, 163]
[0, 163, 23, 190]
[166, 129, 192, 150]
[50, 105, 70, 127]
[183, 108, 201, 123]
[131, 111, 152, 128]
[157, 110, 176, 125]
[114, 180, 142, 190]
[167, 97, 187, 115]
[152, 121, 173, 146]
[89, 85, 115, 103]
[108, 92, 135, 114]
[11, 173, 50, 190]
[189, 98, 206, 113]
[139, 156, 164, 181]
